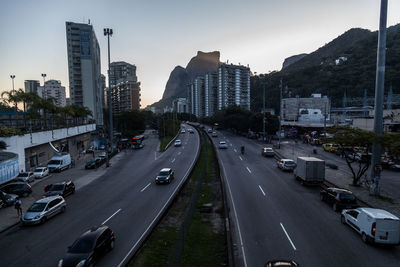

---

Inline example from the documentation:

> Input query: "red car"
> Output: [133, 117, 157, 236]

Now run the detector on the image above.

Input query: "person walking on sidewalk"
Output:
[15, 197, 22, 217]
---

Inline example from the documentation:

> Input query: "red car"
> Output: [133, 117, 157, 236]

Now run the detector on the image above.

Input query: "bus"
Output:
[132, 135, 145, 149]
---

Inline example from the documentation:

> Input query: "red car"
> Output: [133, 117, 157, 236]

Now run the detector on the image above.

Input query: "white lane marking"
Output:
[154, 152, 157, 160]
[140, 183, 151, 192]
[280, 223, 297, 251]
[234, 149, 237, 152]
[239, 156, 243, 161]
[178, 152, 182, 155]
[171, 158, 176, 163]
[230, 143, 232, 146]
[246, 167, 252, 173]
[258, 185, 266, 196]
[102, 208, 122, 225]
[118, 131, 201, 267]
[220, 163, 248, 267]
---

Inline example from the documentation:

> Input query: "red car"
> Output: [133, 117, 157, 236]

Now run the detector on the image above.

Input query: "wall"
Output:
[0, 152, 19, 184]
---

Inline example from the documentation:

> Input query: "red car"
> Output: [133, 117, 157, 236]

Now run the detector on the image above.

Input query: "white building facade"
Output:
[37, 80, 67, 107]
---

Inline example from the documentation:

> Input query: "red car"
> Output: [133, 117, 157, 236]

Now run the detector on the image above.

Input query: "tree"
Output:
[329, 126, 376, 185]
[1, 89, 19, 127]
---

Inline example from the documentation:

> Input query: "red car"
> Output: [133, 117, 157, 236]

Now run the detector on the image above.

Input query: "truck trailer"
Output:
[294, 156, 325, 185]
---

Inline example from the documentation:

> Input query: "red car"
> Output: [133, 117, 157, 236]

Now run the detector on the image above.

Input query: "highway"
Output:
[208, 129, 400, 267]
[0, 126, 199, 267]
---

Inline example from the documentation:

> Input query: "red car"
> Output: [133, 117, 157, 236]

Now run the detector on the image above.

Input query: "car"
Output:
[181, 129, 186, 133]
[43, 181, 75, 198]
[211, 131, 218, 137]
[174, 139, 182, 147]
[21, 195, 66, 225]
[0, 190, 18, 207]
[98, 152, 107, 159]
[0, 182, 32, 197]
[320, 187, 358, 211]
[277, 159, 296, 172]
[341, 208, 400, 245]
[99, 145, 105, 150]
[355, 152, 372, 163]
[207, 129, 213, 133]
[0, 199, 4, 209]
[58, 225, 115, 267]
[155, 168, 174, 184]
[33, 167, 49, 179]
[188, 128, 194, 134]
[322, 143, 339, 152]
[16, 172, 35, 183]
[85, 158, 103, 169]
[85, 146, 95, 154]
[262, 147, 275, 157]
[219, 141, 228, 149]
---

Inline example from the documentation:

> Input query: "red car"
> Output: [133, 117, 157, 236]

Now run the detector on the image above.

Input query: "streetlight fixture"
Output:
[41, 73, 47, 99]
[10, 75, 15, 91]
[104, 28, 114, 154]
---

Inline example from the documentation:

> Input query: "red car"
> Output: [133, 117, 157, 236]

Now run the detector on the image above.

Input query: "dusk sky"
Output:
[1, 0, 399, 107]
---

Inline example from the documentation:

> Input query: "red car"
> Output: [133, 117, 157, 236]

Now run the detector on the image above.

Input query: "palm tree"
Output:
[34, 97, 56, 130]
[15, 89, 39, 128]
[1, 89, 19, 127]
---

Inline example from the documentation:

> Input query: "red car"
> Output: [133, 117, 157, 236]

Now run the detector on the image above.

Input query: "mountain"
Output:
[251, 24, 400, 113]
[150, 51, 221, 111]
[281, 53, 307, 70]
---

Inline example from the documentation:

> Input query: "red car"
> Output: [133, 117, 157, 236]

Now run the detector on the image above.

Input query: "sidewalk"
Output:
[274, 140, 400, 218]
[0, 150, 126, 233]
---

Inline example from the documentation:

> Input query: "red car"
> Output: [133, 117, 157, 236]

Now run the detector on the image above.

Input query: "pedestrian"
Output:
[92, 150, 95, 158]
[15, 197, 22, 217]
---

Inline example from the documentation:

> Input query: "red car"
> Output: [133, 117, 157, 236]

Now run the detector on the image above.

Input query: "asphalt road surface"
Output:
[209, 129, 400, 267]
[0, 126, 199, 267]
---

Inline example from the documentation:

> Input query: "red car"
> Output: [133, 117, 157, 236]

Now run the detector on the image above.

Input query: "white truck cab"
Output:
[341, 207, 400, 245]
[48, 153, 71, 173]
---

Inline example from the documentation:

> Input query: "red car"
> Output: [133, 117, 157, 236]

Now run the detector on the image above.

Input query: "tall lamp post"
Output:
[104, 28, 114, 154]
[41, 73, 47, 99]
[10, 75, 15, 91]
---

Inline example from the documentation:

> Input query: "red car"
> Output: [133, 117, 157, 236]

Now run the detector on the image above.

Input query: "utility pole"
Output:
[263, 80, 266, 142]
[370, 0, 388, 195]
[104, 28, 114, 154]
[278, 78, 283, 148]
[41, 73, 47, 99]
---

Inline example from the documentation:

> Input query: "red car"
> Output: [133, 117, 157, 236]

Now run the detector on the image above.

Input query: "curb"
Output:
[0, 221, 20, 234]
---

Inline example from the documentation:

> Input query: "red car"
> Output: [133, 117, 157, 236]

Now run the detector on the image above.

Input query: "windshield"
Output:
[28, 203, 47, 212]
[69, 237, 95, 253]
[34, 168, 44, 172]
[159, 171, 169, 176]
[48, 160, 61, 165]
[340, 193, 356, 200]
[49, 184, 64, 191]
[285, 161, 295, 166]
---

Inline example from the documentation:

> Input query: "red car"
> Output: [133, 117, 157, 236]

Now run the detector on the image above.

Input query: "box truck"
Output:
[294, 157, 325, 185]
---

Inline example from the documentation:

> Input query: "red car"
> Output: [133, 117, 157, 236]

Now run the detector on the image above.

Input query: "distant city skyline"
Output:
[1, 0, 399, 107]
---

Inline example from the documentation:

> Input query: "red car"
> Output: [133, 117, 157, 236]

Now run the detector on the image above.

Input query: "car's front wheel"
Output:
[341, 215, 346, 224]
[109, 239, 115, 250]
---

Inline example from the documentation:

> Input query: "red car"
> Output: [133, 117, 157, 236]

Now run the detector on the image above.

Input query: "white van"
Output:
[341, 207, 400, 245]
[48, 153, 71, 173]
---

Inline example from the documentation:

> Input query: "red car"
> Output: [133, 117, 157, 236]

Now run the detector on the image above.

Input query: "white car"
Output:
[219, 141, 228, 149]
[181, 129, 186, 134]
[33, 167, 49, 179]
[174, 139, 182, 147]
[341, 208, 400, 245]
[16, 172, 35, 183]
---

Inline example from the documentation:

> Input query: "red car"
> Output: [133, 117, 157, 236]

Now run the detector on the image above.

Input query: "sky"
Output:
[1, 0, 399, 107]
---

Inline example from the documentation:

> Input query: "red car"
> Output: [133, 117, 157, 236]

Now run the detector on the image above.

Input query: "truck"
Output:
[48, 153, 71, 173]
[293, 156, 325, 185]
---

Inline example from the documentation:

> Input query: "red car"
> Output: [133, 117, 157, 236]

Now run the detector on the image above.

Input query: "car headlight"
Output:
[76, 260, 86, 267]
[58, 259, 63, 267]
[156, 177, 159, 180]
[34, 214, 41, 219]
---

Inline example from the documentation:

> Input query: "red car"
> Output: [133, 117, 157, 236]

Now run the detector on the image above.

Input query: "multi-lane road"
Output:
[209, 129, 400, 267]
[0, 126, 199, 267]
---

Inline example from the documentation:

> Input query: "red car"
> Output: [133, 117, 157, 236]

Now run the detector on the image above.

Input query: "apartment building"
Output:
[109, 61, 137, 87]
[37, 80, 67, 107]
[24, 80, 40, 94]
[111, 79, 141, 116]
[66, 21, 103, 125]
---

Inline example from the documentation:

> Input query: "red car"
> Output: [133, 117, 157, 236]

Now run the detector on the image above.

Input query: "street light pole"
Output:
[263, 80, 266, 142]
[10, 75, 15, 91]
[370, 0, 388, 194]
[104, 28, 114, 154]
[278, 78, 283, 148]
[41, 73, 47, 99]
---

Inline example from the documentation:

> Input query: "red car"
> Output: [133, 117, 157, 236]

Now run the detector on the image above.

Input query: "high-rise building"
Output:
[111, 79, 141, 116]
[173, 98, 188, 113]
[218, 64, 250, 110]
[205, 72, 218, 117]
[66, 21, 103, 125]
[37, 80, 67, 107]
[24, 80, 40, 94]
[109, 61, 137, 87]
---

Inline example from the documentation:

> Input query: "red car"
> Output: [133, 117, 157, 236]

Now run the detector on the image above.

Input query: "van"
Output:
[341, 207, 400, 245]
[48, 153, 71, 173]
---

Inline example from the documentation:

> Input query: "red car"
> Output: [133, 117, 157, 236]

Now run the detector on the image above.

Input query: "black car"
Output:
[320, 187, 358, 211]
[58, 225, 115, 267]
[155, 168, 174, 184]
[0, 182, 32, 197]
[44, 181, 75, 197]
[85, 158, 104, 169]
[0, 190, 18, 207]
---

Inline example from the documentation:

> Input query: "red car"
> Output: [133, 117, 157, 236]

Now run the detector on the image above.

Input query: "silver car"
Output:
[33, 167, 49, 179]
[21, 195, 66, 225]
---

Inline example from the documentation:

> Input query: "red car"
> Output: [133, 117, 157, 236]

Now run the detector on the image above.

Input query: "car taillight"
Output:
[371, 222, 376, 236]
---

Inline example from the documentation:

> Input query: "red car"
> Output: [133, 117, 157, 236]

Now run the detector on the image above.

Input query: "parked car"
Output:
[98, 152, 107, 159]
[0, 190, 18, 207]
[99, 145, 105, 150]
[85, 158, 103, 169]
[58, 225, 115, 267]
[322, 143, 339, 152]
[155, 168, 174, 184]
[16, 172, 35, 183]
[277, 159, 296, 172]
[219, 141, 228, 149]
[0, 182, 32, 197]
[188, 128, 194, 133]
[174, 139, 182, 147]
[33, 167, 49, 179]
[86, 146, 95, 154]
[43, 181, 75, 198]
[211, 132, 218, 137]
[341, 208, 400, 245]
[207, 129, 213, 133]
[48, 153, 71, 173]
[181, 129, 186, 133]
[21, 196, 66, 225]
[355, 152, 372, 163]
[262, 147, 275, 157]
[320, 187, 358, 211]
